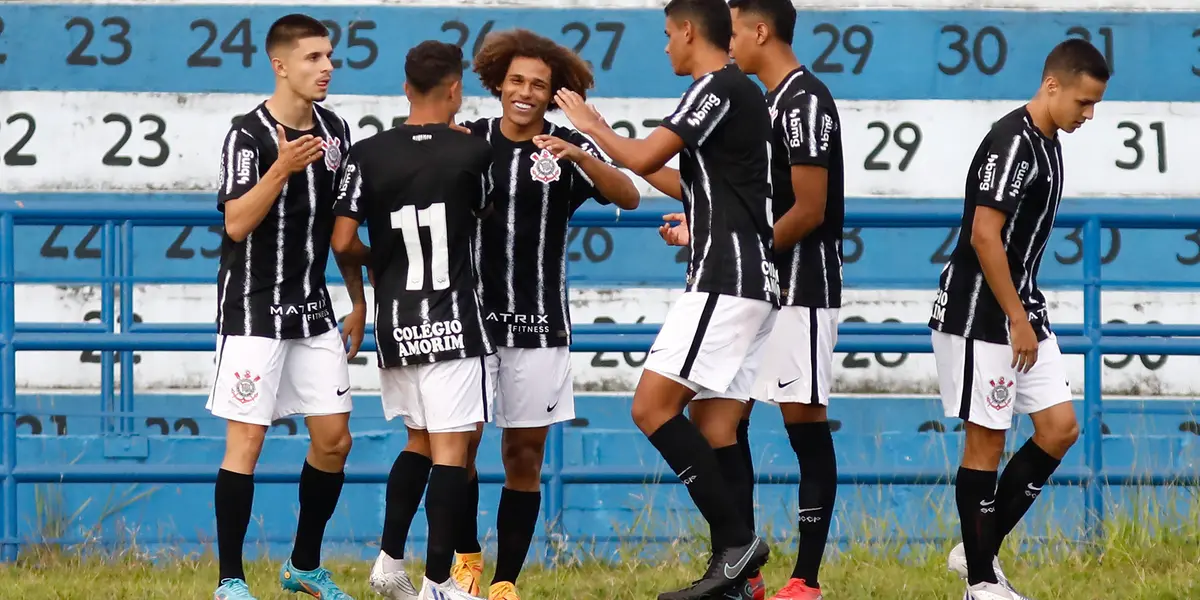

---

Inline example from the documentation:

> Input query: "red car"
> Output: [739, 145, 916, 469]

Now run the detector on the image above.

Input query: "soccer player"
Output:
[929, 39, 1108, 600]
[330, 40, 494, 600]
[445, 29, 640, 600]
[210, 14, 363, 600]
[658, 2, 845, 599]
[554, 1, 776, 598]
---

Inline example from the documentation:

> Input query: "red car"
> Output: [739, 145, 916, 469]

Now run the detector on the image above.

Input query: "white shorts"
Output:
[206, 329, 352, 426]
[380, 356, 492, 433]
[644, 292, 777, 401]
[487, 346, 574, 428]
[753, 307, 839, 405]
[932, 331, 1073, 431]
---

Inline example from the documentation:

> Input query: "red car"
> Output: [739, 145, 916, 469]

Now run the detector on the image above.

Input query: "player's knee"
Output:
[404, 428, 432, 457]
[501, 436, 546, 483]
[1043, 418, 1080, 454]
[961, 423, 1007, 469]
[311, 429, 353, 461]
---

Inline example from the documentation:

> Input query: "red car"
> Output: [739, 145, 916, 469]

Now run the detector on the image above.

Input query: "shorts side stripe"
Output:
[479, 355, 489, 422]
[209, 335, 227, 400]
[958, 339, 974, 421]
[680, 293, 720, 379]
[808, 307, 820, 405]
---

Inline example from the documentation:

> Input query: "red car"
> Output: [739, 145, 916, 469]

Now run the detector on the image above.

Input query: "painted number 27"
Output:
[391, 203, 449, 291]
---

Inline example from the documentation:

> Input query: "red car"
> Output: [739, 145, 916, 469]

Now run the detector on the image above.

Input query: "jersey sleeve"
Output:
[216, 127, 262, 211]
[661, 74, 731, 148]
[564, 129, 612, 209]
[779, 92, 834, 168]
[974, 132, 1036, 214]
[333, 150, 369, 222]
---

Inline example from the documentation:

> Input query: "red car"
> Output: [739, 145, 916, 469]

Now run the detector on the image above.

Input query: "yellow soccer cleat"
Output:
[487, 581, 520, 600]
[451, 552, 484, 596]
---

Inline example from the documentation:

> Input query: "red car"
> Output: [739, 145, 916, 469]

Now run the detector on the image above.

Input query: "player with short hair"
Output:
[331, 39, 493, 600]
[929, 39, 1108, 600]
[657, 2, 845, 599]
[210, 14, 363, 600]
[554, 1, 775, 598]
[442, 28, 640, 600]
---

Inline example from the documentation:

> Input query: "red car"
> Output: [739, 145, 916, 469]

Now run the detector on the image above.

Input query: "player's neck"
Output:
[265, 90, 315, 131]
[688, 48, 731, 80]
[406, 106, 453, 127]
[499, 117, 543, 142]
[1025, 97, 1059, 138]
[757, 48, 801, 92]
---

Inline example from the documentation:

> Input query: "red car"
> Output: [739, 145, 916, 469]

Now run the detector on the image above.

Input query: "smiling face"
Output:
[273, 35, 334, 102]
[499, 55, 553, 129]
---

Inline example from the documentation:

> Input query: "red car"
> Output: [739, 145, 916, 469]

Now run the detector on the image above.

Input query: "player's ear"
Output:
[448, 77, 462, 102]
[756, 22, 769, 45]
[270, 53, 287, 79]
[403, 81, 412, 98]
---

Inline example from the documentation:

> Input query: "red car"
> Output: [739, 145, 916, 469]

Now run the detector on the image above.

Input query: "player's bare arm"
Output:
[971, 205, 1038, 372]
[554, 88, 685, 176]
[337, 253, 367, 360]
[531, 134, 640, 209]
[644, 167, 683, 201]
[774, 165, 828, 251]
[224, 125, 324, 242]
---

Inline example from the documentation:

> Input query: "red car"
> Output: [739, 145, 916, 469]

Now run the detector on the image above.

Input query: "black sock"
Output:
[736, 417, 759, 578]
[492, 488, 542, 585]
[787, 422, 837, 588]
[648, 414, 751, 549]
[381, 451, 433, 559]
[425, 465, 468, 584]
[457, 473, 482, 554]
[994, 438, 1061, 552]
[215, 469, 254, 583]
[714, 444, 754, 532]
[290, 461, 345, 571]
[956, 467, 999, 585]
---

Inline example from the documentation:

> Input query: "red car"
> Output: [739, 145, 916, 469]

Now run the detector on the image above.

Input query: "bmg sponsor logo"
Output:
[686, 93, 722, 127]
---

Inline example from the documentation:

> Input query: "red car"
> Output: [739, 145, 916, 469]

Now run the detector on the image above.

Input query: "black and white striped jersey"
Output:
[464, 117, 612, 348]
[334, 123, 495, 368]
[660, 64, 779, 305]
[929, 106, 1063, 345]
[766, 66, 845, 309]
[215, 102, 350, 339]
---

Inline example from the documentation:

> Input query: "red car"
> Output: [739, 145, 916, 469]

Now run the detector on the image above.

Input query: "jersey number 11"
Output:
[390, 203, 449, 291]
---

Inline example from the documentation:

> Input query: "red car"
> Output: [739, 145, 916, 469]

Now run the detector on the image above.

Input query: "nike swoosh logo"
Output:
[778, 377, 801, 388]
[723, 537, 759, 579]
[546, 401, 558, 413]
[649, 348, 665, 354]
[980, 499, 995, 506]
[798, 507, 822, 514]
[1027, 483, 1043, 491]
[337, 387, 350, 396]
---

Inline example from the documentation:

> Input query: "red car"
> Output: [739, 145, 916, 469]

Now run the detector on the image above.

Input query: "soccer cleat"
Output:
[769, 578, 823, 600]
[419, 576, 485, 600]
[487, 581, 520, 600]
[215, 578, 258, 600]
[451, 552, 484, 596]
[280, 558, 355, 599]
[966, 581, 1015, 600]
[658, 536, 770, 600]
[947, 543, 1030, 599]
[746, 573, 766, 600]
[369, 552, 419, 600]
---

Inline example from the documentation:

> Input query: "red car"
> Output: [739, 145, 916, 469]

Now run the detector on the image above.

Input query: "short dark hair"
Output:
[1042, 38, 1110, 83]
[728, 0, 797, 45]
[406, 41, 464, 94]
[473, 29, 594, 109]
[664, 0, 733, 52]
[266, 14, 328, 56]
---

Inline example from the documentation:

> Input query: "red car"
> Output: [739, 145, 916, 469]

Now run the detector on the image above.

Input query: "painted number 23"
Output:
[391, 203, 449, 291]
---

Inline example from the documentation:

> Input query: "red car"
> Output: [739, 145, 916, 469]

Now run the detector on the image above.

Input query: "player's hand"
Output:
[342, 304, 367, 361]
[275, 124, 324, 174]
[366, 266, 376, 288]
[1010, 318, 1039, 373]
[532, 135, 587, 163]
[554, 89, 606, 136]
[449, 122, 471, 135]
[659, 212, 690, 247]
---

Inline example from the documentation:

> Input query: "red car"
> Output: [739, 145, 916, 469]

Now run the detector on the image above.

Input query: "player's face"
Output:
[500, 56, 553, 128]
[664, 16, 692, 76]
[274, 36, 335, 102]
[728, 8, 763, 74]
[1048, 73, 1106, 134]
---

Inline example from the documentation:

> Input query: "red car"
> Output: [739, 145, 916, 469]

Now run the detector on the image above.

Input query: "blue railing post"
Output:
[544, 421, 565, 565]
[0, 213, 18, 561]
[1081, 216, 1105, 541]
[101, 222, 117, 434]
[120, 221, 136, 434]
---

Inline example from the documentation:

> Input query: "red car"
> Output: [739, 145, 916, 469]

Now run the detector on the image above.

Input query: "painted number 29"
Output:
[391, 203, 449, 291]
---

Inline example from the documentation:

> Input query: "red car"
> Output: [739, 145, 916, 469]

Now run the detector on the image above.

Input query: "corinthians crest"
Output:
[529, 148, 561, 183]
[987, 376, 1014, 410]
[231, 370, 261, 404]
[322, 137, 342, 172]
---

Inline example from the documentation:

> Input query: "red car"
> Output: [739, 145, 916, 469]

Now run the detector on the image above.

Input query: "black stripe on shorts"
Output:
[808, 307, 820, 405]
[958, 339, 975, 421]
[680, 293, 720, 380]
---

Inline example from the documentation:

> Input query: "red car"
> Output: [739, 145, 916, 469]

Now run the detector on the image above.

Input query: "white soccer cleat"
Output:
[418, 576, 484, 600]
[369, 552, 419, 600]
[965, 581, 1015, 600]
[948, 543, 1031, 599]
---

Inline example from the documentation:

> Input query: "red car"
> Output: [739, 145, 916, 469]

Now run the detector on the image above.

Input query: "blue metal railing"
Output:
[3, 198, 1200, 562]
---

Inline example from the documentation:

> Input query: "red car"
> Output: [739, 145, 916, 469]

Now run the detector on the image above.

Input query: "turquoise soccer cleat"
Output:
[280, 559, 355, 599]
[214, 578, 258, 600]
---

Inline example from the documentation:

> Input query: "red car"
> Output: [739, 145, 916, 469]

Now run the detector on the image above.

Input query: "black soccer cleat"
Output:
[658, 536, 770, 600]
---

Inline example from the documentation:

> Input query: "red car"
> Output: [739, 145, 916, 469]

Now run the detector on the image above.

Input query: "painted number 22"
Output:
[391, 203, 449, 291]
